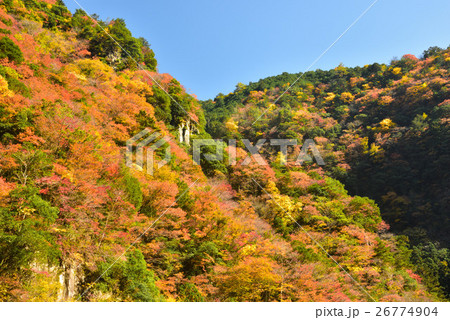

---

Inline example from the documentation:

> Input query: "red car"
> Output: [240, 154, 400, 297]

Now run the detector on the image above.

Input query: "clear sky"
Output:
[65, 0, 450, 100]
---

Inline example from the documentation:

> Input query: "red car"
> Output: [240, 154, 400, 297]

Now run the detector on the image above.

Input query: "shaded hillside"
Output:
[203, 50, 450, 298]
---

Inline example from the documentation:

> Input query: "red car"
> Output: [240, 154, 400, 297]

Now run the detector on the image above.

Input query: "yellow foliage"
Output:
[361, 137, 369, 152]
[406, 83, 429, 96]
[152, 165, 178, 183]
[26, 272, 61, 302]
[265, 180, 279, 195]
[18, 206, 36, 218]
[225, 118, 239, 132]
[368, 143, 384, 162]
[36, 29, 75, 58]
[267, 183, 303, 228]
[369, 143, 381, 156]
[335, 63, 347, 73]
[241, 244, 257, 256]
[324, 92, 335, 102]
[74, 59, 113, 81]
[400, 76, 411, 84]
[0, 75, 13, 97]
[340, 92, 354, 103]
[127, 78, 152, 97]
[0, 65, 20, 80]
[214, 257, 281, 301]
[392, 67, 402, 75]
[69, 71, 87, 81]
[296, 91, 307, 100]
[375, 118, 396, 132]
[348, 266, 364, 273]
[274, 151, 286, 165]
[236, 82, 246, 91]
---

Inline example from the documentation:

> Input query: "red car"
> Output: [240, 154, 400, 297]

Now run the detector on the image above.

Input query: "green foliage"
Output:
[0, 103, 34, 144]
[167, 79, 194, 127]
[135, 110, 156, 131]
[139, 37, 157, 71]
[88, 18, 142, 68]
[411, 242, 450, 299]
[146, 85, 171, 123]
[307, 178, 347, 200]
[318, 200, 349, 228]
[0, 186, 60, 275]
[346, 196, 381, 232]
[0, 0, 445, 301]
[183, 241, 221, 276]
[0, 28, 12, 35]
[393, 235, 413, 269]
[0, 37, 24, 64]
[73, 11, 157, 71]
[178, 282, 205, 302]
[422, 46, 443, 59]
[96, 250, 164, 301]
[374, 239, 395, 266]
[292, 241, 320, 262]
[3, 0, 71, 30]
[201, 44, 450, 300]
[201, 96, 238, 138]
[121, 168, 143, 211]
[176, 179, 194, 212]
[194, 134, 228, 177]
[0, 15, 13, 27]
[2, 148, 52, 184]
[43, 1, 71, 30]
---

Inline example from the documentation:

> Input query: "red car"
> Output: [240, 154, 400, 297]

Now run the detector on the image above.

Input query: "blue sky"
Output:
[65, 0, 450, 100]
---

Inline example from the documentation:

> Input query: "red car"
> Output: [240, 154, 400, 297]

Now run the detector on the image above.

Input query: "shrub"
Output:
[0, 28, 12, 35]
[122, 170, 143, 210]
[146, 85, 171, 123]
[96, 250, 164, 301]
[0, 37, 24, 64]
[178, 283, 204, 302]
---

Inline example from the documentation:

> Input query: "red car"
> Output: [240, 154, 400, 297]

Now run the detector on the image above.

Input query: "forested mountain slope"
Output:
[0, 0, 440, 301]
[202, 47, 450, 299]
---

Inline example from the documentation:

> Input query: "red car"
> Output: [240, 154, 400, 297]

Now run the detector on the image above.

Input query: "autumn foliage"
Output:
[0, 0, 445, 302]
